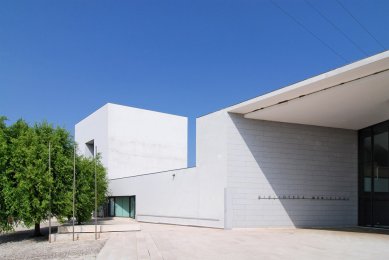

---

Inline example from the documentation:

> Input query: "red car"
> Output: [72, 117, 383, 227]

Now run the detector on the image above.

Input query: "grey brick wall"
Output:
[226, 113, 358, 228]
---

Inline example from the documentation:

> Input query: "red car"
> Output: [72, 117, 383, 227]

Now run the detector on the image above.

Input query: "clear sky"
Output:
[1, 0, 388, 166]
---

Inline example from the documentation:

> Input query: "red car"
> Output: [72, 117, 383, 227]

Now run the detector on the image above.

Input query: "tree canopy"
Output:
[0, 117, 108, 235]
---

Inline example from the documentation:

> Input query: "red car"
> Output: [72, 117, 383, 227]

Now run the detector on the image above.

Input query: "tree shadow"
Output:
[0, 226, 58, 244]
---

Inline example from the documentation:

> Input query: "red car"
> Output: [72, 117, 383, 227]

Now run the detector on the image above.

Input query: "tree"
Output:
[0, 118, 109, 235]
[2, 119, 32, 232]
[4, 121, 66, 235]
[0, 116, 12, 232]
[2, 120, 73, 235]
[74, 154, 108, 224]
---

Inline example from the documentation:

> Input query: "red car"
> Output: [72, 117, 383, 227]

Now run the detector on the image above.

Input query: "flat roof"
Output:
[227, 50, 389, 130]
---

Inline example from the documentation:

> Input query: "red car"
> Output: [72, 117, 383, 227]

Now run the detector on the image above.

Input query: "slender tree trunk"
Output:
[34, 222, 42, 236]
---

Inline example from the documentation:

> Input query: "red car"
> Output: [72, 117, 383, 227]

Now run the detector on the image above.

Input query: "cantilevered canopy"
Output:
[228, 51, 389, 130]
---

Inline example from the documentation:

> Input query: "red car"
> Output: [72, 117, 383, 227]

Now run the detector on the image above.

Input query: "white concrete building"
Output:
[76, 51, 389, 229]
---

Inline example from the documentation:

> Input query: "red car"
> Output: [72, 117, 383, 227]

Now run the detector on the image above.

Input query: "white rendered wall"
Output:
[75, 103, 188, 180]
[225, 113, 358, 228]
[107, 104, 187, 179]
[75, 105, 109, 167]
[109, 168, 222, 228]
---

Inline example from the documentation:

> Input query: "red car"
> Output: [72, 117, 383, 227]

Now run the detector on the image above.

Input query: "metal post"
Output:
[72, 144, 76, 241]
[48, 142, 52, 243]
[95, 146, 98, 240]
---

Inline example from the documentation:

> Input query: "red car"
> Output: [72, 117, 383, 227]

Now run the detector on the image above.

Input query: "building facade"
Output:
[76, 51, 389, 229]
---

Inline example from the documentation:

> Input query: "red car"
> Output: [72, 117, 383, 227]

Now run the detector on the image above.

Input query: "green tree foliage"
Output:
[0, 116, 12, 232]
[2, 119, 32, 231]
[0, 118, 108, 235]
[74, 154, 108, 224]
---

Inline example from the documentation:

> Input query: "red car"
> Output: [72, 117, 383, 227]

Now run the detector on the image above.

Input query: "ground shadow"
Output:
[0, 226, 58, 244]
[61, 217, 116, 226]
[304, 226, 389, 235]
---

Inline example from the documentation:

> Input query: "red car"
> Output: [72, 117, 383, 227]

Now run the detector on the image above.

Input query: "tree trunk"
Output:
[34, 222, 42, 236]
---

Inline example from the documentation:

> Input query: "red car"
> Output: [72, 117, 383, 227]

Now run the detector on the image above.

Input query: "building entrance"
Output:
[359, 120, 389, 227]
[108, 196, 136, 219]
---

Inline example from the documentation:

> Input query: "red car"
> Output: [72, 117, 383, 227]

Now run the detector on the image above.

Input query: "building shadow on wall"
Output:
[229, 113, 357, 228]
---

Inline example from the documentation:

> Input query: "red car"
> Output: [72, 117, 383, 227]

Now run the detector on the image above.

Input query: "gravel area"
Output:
[0, 225, 107, 260]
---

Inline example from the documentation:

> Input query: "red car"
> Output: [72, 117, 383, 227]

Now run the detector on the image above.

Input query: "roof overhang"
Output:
[228, 51, 389, 130]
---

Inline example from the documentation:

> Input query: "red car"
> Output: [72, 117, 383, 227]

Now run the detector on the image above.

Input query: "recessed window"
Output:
[85, 139, 94, 158]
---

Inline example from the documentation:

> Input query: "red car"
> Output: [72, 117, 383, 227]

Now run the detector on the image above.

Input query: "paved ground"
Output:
[98, 220, 389, 260]
[2, 219, 389, 259]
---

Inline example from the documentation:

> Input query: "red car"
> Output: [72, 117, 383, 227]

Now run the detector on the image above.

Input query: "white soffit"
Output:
[228, 51, 389, 130]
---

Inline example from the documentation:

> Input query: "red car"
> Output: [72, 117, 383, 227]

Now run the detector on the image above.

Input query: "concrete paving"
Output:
[97, 220, 389, 260]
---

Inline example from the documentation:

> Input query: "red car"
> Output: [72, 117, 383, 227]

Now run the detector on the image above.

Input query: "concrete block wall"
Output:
[225, 113, 358, 228]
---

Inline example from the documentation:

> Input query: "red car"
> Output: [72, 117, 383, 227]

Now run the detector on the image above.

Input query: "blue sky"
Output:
[1, 0, 388, 166]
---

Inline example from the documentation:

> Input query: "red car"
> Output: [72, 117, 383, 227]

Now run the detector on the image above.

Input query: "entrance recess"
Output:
[108, 196, 136, 219]
[359, 120, 389, 227]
